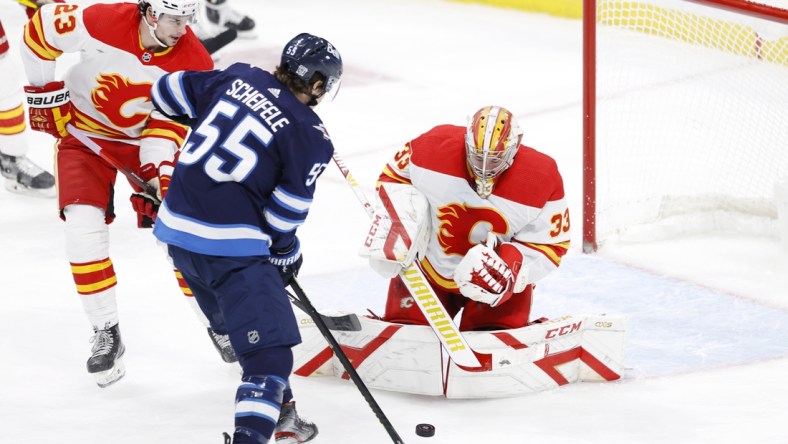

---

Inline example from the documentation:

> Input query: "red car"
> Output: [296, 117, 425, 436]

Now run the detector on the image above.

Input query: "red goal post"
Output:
[582, 0, 788, 252]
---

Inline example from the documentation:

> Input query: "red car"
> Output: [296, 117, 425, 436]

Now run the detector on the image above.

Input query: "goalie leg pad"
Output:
[292, 314, 627, 398]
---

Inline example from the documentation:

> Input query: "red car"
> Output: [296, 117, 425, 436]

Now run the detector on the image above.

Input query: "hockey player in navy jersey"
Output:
[149, 33, 342, 444]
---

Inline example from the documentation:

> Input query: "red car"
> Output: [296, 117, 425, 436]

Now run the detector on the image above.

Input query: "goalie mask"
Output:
[281, 33, 343, 105]
[465, 106, 523, 199]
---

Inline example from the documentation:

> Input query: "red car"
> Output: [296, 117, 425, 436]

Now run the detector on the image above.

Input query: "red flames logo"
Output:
[436, 203, 509, 256]
[91, 74, 153, 129]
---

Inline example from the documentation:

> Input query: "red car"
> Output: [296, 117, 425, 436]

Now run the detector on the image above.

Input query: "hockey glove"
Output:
[24, 81, 72, 138]
[269, 238, 303, 286]
[129, 160, 174, 227]
[452, 233, 528, 307]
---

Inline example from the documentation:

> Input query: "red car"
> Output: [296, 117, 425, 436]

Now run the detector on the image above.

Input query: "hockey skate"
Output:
[207, 327, 238, 363]
[204, 0, 256, 39]
[87, 324, 126, 388]
[274, 401, 318, 443]
[0, 152, 55, 198]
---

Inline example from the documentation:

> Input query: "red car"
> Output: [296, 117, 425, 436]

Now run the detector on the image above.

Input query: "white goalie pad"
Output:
[359, 183, 430, 278]
[292, 312, 627, 399]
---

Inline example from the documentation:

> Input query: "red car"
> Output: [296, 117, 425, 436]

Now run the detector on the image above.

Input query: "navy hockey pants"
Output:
[167, 245, 302, 356]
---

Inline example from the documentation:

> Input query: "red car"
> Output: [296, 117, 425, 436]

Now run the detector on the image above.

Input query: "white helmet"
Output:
[139, 0, 200, 21]
[465, 106, 523, 199]
[139, 0, 200, 47]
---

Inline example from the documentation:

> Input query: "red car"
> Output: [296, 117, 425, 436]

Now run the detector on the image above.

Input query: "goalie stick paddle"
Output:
[286, 290, 362, 331]
[330, 152, 492, 371]
[289, 278, 405, 444]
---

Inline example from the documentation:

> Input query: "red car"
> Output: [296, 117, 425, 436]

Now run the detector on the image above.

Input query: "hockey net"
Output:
[583, 0, 788, 251]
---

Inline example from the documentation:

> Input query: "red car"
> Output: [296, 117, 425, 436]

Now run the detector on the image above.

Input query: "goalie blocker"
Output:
[291, 312, 626, 398]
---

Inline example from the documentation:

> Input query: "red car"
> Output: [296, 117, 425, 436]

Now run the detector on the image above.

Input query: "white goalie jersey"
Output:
[375, 124, 571, 293]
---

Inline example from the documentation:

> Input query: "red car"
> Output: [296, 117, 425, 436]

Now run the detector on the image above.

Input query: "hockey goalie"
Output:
[292, 106, 626, 398]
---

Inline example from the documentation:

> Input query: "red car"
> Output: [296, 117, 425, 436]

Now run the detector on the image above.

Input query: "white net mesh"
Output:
[594, 0, 788, 244]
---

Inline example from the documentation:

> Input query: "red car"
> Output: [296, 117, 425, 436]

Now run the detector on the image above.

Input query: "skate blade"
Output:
[4, 180, 56, 198]
[274, 432, 317, 444]
[273, 434, 301, 444]
[93, 358, 126, 388]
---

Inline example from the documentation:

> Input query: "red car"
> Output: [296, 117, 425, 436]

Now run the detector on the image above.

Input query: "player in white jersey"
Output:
[0, 1, 56, 196]
[19, 0, 214, 387]
[361, 105, 571, 331]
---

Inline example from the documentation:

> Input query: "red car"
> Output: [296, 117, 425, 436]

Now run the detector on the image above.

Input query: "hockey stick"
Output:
[14, 0, 38, 9]
[289, 278, 405, 444]
[286, 289, 362, 331]
[66, 124, 160, 200]
[67, 124, 160, 227]
[330, 152, 492, 371]
[199, 29, 238, 55]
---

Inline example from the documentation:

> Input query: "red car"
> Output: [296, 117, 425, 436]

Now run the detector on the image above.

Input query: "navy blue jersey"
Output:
[151, 63, 334, 256]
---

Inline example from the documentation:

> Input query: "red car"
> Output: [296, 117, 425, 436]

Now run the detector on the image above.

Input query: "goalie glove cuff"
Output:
[498, 242, 529, 294]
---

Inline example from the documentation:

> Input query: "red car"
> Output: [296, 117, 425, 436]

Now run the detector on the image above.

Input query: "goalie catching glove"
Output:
[359, 183, 430, 278]
[453, 233, 529, 307]
[23, 81, 72, 138]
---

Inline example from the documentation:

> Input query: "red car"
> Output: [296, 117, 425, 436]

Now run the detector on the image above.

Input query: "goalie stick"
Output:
[331, 152, 492, 371]
[286, 290, 362, 331]
[289, 278, 405, 444]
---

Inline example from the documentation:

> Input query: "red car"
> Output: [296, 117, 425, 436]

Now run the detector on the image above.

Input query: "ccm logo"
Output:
[545, 321, 582, 339]
[363, 214, 384, 247]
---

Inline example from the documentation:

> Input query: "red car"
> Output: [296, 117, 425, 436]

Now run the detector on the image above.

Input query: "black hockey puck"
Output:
[415, 423, 435, 437]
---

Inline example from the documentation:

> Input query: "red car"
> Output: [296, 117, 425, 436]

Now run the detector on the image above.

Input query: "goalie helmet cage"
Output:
[582, 0, 788, 252]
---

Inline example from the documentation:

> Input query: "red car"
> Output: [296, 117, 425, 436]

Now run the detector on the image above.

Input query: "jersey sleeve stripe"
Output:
[23, 12, 62, 61]
[272, 186, 311, 213]
[264, 208, 304, 233]
[141, 118, 189, 146]
[152, 72, 194, 119]
[151, 77, 180, 118]
[168, 71, 197, 117]
[520, 240, 570, 266]
[378, 166, 411, 186]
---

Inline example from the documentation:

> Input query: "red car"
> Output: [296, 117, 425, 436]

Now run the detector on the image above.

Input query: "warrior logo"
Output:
[90, 73, 153, 129]
[436, 203, 508, 255]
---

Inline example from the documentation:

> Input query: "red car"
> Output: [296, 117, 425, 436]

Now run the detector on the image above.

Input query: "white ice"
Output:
[1, 0, 787, 443]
